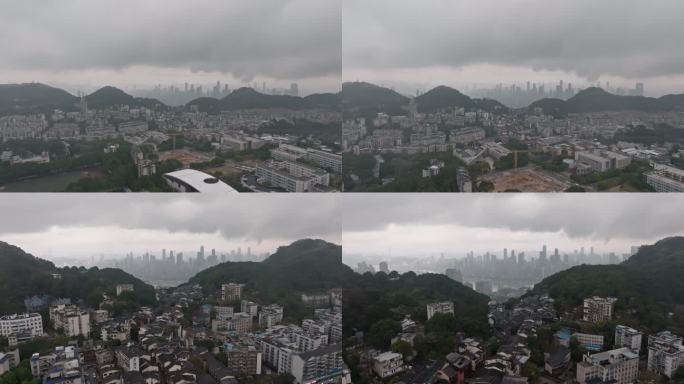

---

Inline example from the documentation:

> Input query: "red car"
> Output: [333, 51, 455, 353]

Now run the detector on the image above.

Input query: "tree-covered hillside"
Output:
[0, 241, 156, 314]
[532, 236, 684, 333]
[187, 239, 349, 320]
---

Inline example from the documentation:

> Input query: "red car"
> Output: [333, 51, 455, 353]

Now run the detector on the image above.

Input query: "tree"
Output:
[569, 336, 587, 362]
[477, 180, 494, 192]
[367, 319, 401, 350]
[425, 313, 457, 334]
[521, 361, 540, 381]
[391, 340, 413, 361]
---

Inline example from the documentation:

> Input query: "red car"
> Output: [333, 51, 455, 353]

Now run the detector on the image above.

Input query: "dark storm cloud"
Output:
[0, 195, 340, 242]
[343, 194, 684, 241]
[344, 0, 684, 80]
[0, 0, 341, 81]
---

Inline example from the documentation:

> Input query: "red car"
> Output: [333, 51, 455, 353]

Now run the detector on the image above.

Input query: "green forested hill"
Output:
[0, 241, 156, 314]
[344, 270, 490, 339]
[532, 236, 684, 332]
[187, 239, 349, 319]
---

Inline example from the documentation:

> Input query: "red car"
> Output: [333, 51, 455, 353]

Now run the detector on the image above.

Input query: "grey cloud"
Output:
[342, 194, 684, 242]
[0, 194, 340, 243]
[0, 0, 341, 81]
[343, 0, 684, 80]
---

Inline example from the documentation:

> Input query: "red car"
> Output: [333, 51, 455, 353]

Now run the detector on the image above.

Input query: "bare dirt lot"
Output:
[482, 167, 569, 192]
[158, 149, 213, 167]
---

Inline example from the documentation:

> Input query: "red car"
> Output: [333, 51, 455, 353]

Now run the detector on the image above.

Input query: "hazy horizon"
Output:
[344, 0, 684, 97]
[0, 194, 341, 260]
[0, 0, 341, 95]
[342, 194, 684, 263]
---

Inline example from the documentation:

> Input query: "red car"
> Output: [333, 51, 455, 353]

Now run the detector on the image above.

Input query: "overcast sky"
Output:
[0, 194, 340, 261]
[343, 0, 684, 96]
[343, 194, 684, 262]
[0, 0, 341, 95]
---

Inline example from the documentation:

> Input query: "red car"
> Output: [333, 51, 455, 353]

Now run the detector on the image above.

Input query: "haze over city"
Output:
[342, 194, 684, 262]
[0, 0, 342, 95]
[0, 194, 341, 260]
[343, 0, 684, 97]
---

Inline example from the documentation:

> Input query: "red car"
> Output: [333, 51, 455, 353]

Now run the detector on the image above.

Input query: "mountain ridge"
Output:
[0, 241, 156, 314]
[531, 236, 684, 332]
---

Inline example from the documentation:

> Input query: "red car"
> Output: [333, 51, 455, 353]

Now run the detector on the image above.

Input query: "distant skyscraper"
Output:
[289, 83, 299, 97]
[635, 82, 644, 97]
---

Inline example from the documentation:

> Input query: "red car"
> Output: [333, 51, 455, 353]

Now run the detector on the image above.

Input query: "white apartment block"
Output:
[0, 349, 19, 375]
[372, 351, 405, 378]
[240, 301, 258, 318]
[259, 305, 284, 329]
[215, 306, 234, 320]
[256, 163, 317, 192]
[614, 325, 642, 352]
[306, 148, 342, 174]
[449, 127, 486, 145]
[301, 293, 330, 308]
[576, 347, 639, 384]
[427, 302, 455, 320]
[221, 283, 243, 302]
[575, 150, 631, 173]
[115, 347, 141, 372]
[646, 163, 684, 192]
[115, 284, 134, 296]
[583, 296, 617, 323]
[212, 312, 252, 334]
[576, 151, 611, 173]
[293, 332, 328, 353]
[271, 144, 308, 162]
[291, 344, 343, 384]
[50, 305, 90, 337]
[647, 331, 684, 378]
[0, 313, 44, 337]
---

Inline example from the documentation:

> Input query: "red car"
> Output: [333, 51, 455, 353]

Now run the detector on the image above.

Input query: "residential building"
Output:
[0, 349, 19, 375]
[456, 167, 472, 192]
[647, 331, 684, 378]
[573, 332, 605, 352]
[427, 302, 455, 320]
[291, 344, 343, 384]
[116, 284, 134, 296]
[449, 127, 486, 144]
[646, 163, 684, 192]
[215, 306, 234, 320]
[301, 293, 330, 308]
[583, 297, 617, 323]
[372, 351, 404, 378]
[225, 346, 262, 376]
[240, 301, 258, 318]
[50, 305, 90, 337]
[221, 283, 243, 302]
[116, 347, 142, 372]
[0, 313, 43, 337]
[614, 325, 642, 352]
[576, 347, 639, 384]
[259, 305, 284, 329]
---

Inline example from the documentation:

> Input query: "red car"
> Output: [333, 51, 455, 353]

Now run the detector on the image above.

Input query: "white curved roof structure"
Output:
[162, 169, 238, 193]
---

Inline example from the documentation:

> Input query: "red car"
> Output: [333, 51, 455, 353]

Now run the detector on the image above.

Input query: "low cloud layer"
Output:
[0, 195, 340, 258]
[0, 0, 340, 89]
[343, 194, 684, 242]
[344, 0, 684, 92]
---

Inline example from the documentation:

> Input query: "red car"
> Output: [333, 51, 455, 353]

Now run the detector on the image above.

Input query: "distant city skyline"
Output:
[0, 0, 341, 94]
[342, 194, 684, 261]
[0, 194, 341, 260]
[343, 0, 684, 96]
